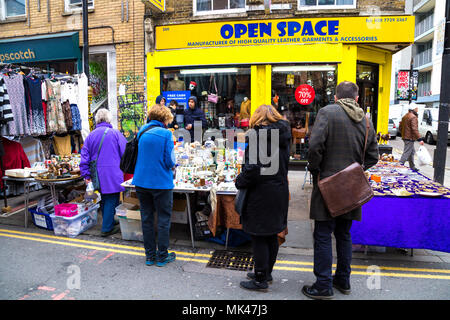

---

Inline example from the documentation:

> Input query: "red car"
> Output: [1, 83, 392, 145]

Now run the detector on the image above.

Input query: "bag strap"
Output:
[362, 115, 370, 165]
[137, 125, 158, 141]
[96, 128, 110, 161]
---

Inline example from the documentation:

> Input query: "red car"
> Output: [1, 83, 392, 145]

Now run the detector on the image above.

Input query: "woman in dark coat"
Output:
[235, 104, 291, 292]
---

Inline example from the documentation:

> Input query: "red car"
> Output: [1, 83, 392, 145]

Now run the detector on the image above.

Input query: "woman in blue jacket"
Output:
[133, 105, 176, 267]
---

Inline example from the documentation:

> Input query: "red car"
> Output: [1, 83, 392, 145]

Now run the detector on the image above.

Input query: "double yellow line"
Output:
[1, 228, 450, 280]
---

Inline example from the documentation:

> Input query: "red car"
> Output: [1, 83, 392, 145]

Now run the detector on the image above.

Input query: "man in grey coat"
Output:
[302, 81, 379, 300]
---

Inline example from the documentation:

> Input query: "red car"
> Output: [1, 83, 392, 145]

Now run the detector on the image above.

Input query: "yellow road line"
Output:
[1, 229, 450, 278]
[0, 228, 212, 258]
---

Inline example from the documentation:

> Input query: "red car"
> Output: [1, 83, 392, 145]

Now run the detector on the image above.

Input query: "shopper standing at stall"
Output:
[302, 81, 379, 300]
[133, 105, 177, 267]
[80, 109, 127, 237]
[184, 96, 207, 142]
[399, 107, 424, 171]
[235, 104, 291, 292]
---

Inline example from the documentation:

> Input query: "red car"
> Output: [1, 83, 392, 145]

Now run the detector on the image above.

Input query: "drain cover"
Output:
[206, 250, 254, 271]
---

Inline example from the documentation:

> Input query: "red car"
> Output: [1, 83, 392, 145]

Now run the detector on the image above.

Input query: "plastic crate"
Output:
[29, 208, 54, 231]
[55, 203, 78, 217]
[50, 204, 99, 238]
[194, 220, 212, 240]
[118, 216, 143, 242]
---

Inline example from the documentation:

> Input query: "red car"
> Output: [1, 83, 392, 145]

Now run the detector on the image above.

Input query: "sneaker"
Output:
[101, 225, 120, 237]
[240, 280, 268, 292]
[156, 252, 176, 267]
[145, 257, 156, 266]
[247, 272, 273, 284]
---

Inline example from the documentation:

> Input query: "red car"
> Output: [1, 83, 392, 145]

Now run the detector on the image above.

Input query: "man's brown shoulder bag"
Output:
[318, 116, 374, 217]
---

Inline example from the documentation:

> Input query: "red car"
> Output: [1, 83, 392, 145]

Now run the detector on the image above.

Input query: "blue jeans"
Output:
[136, 187, 173, 261]
[100, 193, 120, 233]
[313, 218, 353, 290]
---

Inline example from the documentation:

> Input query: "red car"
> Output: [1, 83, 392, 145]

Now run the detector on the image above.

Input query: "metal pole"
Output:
[82, 0, 89, 82]
[433, 0, 450, 184]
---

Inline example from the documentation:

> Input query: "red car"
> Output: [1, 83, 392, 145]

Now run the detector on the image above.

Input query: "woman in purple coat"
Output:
[80, 108, 127, 236]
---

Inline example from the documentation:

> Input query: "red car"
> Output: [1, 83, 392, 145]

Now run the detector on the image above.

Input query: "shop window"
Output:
[194, 0, 246, 15]
[271, 65, 337, 161]
[160, 67, 251, 131]
[0, 0, 26, 19]
[298, 0, 356, 10]
[64, 0, 94, 13]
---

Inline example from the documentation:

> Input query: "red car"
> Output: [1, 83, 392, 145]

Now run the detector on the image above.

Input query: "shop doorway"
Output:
[89, 46, 118, 128]
[357, 62, 379, 130]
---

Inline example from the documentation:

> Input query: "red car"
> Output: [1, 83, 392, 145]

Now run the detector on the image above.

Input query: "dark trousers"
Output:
[136, 187, 173, 261]
[313, 218, 353, 290]
[100, 193, 120, 233]
[251, 234, 279, 281]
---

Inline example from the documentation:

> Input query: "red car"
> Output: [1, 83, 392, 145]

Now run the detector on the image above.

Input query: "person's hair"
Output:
[169, 100, 178, 106]
[148, 105, 174, 124]
[95, 108, 112, 124]
[336, 81, 359, 100]
[249, 104, 284, 128]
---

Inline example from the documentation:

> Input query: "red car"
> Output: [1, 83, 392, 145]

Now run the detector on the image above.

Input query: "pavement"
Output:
[1, 168, 449, 265]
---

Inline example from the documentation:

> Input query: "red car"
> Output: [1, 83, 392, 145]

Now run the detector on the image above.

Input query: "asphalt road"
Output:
[0, 226, 449, 302]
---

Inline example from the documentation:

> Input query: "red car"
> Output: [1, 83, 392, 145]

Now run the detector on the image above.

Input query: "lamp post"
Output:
[433, 0, 450, 184]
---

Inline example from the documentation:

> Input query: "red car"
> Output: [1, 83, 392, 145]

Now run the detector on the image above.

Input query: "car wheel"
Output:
[391, 134, 396, 140]
[425, 132, 434, 145]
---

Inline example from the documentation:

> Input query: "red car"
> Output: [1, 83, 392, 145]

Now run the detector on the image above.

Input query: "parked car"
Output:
[418, 108, 450, 145]
[388, 119, 397, 139]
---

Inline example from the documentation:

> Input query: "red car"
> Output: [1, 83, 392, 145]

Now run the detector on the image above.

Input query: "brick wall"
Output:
[0, 0, 146, 93]
[148, 0, 407, 25]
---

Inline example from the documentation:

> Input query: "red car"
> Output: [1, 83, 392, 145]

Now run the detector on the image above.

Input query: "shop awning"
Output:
[0, 32, 81, 65]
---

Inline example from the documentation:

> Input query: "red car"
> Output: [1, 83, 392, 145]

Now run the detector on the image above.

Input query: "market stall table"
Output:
[121, 179, 211, 249]
[35, 176, 83, 207]
[1, 176, 36, 228]
[351, 162, 450, 253]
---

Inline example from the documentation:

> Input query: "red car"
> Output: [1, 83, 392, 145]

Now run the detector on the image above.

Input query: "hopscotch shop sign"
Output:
[156, 16, 415, 50]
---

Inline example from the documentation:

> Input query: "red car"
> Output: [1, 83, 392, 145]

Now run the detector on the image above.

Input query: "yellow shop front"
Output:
[146, 16, 414, 160]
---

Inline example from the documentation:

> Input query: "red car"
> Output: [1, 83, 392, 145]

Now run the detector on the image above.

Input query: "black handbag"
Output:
[234, 189, 248, 216]
[120, 125, 158, 174]
[90, 128, 109, 191]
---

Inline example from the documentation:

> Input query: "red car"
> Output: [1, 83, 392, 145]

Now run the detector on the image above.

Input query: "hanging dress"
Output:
[46, 79, 67, 134]
[3, 74, 30, 136]
[25, 77, 46, 136]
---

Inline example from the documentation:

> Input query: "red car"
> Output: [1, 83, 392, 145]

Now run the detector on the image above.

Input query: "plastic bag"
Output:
[417, 146, 432, 166]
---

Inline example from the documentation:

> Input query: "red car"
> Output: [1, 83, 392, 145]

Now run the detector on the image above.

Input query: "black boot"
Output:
[247, 272, 273, 283]
[240, 271, 268, 292]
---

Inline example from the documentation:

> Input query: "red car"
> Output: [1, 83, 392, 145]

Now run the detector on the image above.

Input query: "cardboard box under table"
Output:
[115, 198, 190, 242]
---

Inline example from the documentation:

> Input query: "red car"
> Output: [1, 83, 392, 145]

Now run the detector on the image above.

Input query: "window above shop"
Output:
[297, 0, 356, 10]
[0, 0, 26, 20]
[64, 0, 94, 13]
[194, 0, 246, 16]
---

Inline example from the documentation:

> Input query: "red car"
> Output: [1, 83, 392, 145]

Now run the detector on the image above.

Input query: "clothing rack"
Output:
[0, 63, 78, 82]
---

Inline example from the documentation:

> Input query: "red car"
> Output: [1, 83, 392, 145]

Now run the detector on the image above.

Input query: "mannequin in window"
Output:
[239, 97, 251, 121]
[167, 74, 186, 91]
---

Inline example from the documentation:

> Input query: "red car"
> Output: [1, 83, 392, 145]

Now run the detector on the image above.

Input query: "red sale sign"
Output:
[295, 84, 315, 105]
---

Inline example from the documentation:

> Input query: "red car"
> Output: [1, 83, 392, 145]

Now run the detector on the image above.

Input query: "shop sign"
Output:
[396, 70, 418, 101]
[0, 32, 81, 64]
[295, 84, 315, 105]
[156, 16, 415, 50]
[146, 0, 165, 12]
[162, 91, 190, 109]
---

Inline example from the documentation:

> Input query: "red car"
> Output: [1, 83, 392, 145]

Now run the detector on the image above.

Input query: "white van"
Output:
[418, 107, 450, 144]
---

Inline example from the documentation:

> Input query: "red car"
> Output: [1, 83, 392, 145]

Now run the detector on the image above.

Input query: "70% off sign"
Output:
[295, 84, 315, 105]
